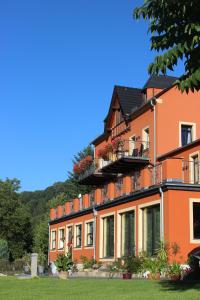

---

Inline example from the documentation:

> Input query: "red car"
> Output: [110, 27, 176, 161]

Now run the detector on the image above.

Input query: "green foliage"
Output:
[0, 178, 32, 260]
[123, 255, 142, 274]
[0, 240, 9, 260]
[22, 253, 31, 267]
[134, 0, 200, 92]
[167, 262, 182, 277]
[55, 253, 73, 272]
[33, 214, 49, 255]
[38, 252, 47, 266]
[80, 256, 99, 270]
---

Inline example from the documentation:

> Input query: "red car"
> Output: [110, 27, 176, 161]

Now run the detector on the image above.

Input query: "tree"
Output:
[134, 0, 200, 92]
[0, 179, 32, 259]
[33, 214, 49, 256]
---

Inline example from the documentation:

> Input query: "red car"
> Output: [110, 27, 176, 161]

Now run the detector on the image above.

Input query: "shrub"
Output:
[55, 252, 73, 272]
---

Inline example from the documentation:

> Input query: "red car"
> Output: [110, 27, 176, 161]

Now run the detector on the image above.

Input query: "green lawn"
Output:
[0, 277, 200, 300]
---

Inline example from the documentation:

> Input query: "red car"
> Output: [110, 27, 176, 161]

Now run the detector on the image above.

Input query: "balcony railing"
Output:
[100, 140, 150, 174]
[51, 159, 200, 220]
[151, 160, 200, 185]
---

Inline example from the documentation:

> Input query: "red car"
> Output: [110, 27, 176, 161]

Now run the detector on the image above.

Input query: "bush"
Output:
[55, 253, 73, 272]
[80, 256, 98, 270]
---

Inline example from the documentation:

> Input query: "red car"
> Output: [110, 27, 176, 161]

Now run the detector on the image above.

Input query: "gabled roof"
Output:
[143, 75, 178, 90]
[114, 86, 143, 116]
[92, 75, 179, 145]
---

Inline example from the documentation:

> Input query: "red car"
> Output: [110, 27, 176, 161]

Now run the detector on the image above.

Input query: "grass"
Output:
[0, 277, 200, 300]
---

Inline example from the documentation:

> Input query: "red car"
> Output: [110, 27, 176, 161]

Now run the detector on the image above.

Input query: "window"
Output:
[191, 155, 200, 184]
[51, 230, 56, 250]
[115, 177, 123, 197]
[129, 135, 136, 156]
[142, 205, 160, 256]
[142, 127, 150, 150]
[58, 228, 65, 249]
[120, 211, 135, 257]
[67, 225, 73, 248]
[181, 125, 193, 146]
[131, 170, 141, 192]
[85, 222, 94, 247]
[102, 215, 114, 258]
[101, 185, 108, 202]
[75, 224, 82, 248]
[193, 202, 200, 240]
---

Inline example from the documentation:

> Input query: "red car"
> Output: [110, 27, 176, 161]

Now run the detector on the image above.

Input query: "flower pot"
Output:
[170, 274, 181, 282]
[38, 265, 44, 275]
[58, 271, 69, 280]
[122, 273, 132, 280]
[147, 273, 160, 280]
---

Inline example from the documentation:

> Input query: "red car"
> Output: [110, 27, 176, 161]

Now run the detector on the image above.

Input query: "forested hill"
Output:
[20, 178, 90, 226]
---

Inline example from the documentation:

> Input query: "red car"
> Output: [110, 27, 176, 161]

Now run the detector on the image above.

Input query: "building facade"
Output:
[49, 75, 200, 265]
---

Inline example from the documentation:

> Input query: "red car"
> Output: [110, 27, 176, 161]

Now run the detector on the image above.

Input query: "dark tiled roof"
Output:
[143, 75, 178, 90]
[114, 85, 143, 115]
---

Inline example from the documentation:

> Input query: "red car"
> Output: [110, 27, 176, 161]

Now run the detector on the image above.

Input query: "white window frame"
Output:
[65, 224, 73, 253]
[117, 206, 136, 258]
[189, 151, 200, 184]
[99, 212, 115, 261]
[179, 121, 196, 147]
[84, 219, 94, 248]
[129, 135, 136, 156]
[142, 126, 150, 150]
[189, 198, 200, 243]
[74, 222, 83, 249]
[138, 200, 161, 253]
[58, 227, 65, 250]
[50, 229, 57, 251]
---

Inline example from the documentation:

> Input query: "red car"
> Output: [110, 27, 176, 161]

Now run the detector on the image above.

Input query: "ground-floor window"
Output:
[121, 210, 135, 257]
[142, 204, 160, 256]
[58, 228, 65, 249]
[67, 225, 73, 247]
[51, 230, 56, 250]
[75, 224, 82, 248]
[85, 221, 94, 247]
[193, 202, 200, 239]
[102, 215, 114, 258]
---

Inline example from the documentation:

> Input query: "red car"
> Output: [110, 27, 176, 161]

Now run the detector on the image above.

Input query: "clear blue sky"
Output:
[0, 0, 184, 191]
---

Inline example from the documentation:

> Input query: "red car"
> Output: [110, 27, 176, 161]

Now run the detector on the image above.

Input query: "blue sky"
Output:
[0, 0, 184, 191]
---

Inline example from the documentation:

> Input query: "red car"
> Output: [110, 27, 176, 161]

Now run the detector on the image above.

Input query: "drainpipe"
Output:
[150, 98, 157, 184]
[159, 187, 164, 241]
[93, 207, 98, 260]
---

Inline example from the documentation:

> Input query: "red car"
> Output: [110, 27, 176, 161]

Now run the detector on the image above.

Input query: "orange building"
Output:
[49, 75, 200, 265]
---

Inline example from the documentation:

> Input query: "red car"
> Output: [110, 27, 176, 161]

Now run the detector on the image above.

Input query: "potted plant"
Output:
[144, 257, 161, 280]
[167, 262, 182, 281]
[54, 252, 73, 279]
[38, 252, 47, 275]
[22, 253, 31, 273]
[122, 255, 141, 279]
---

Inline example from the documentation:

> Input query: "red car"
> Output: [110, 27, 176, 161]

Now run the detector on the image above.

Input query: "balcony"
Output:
[100, 140, 150, 174]
[77, 158, 116, 185]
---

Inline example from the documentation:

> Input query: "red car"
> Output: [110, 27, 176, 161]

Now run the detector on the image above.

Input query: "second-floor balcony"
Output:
[76, 158, 116, 185]
[99, 139, 150, 174]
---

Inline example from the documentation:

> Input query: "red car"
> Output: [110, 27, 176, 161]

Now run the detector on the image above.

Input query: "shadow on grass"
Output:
[159, 280, 200, 292]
